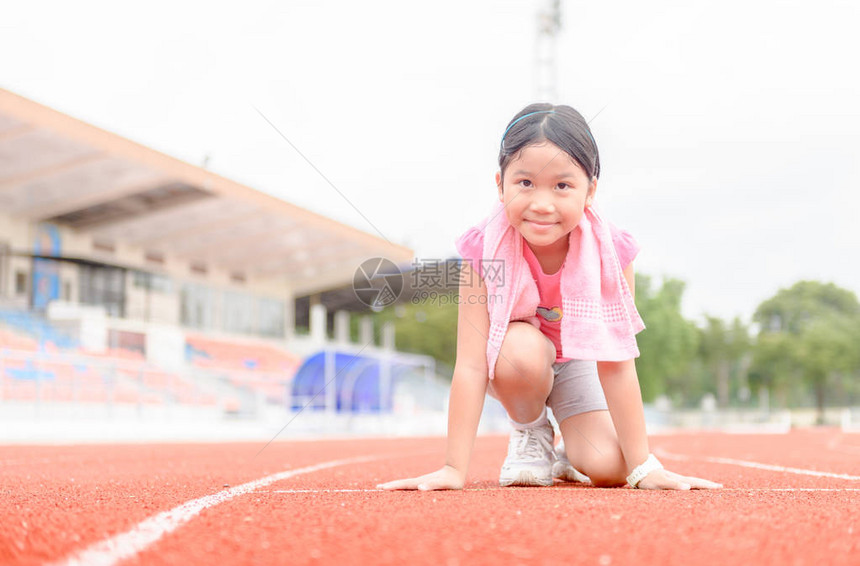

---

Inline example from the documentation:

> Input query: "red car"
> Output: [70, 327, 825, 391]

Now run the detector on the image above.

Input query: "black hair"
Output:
[498, 103, 600, 185]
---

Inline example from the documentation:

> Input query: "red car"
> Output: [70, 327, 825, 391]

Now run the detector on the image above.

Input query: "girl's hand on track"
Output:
[636, 468, 723, 490]
[376, 465, 465, 491]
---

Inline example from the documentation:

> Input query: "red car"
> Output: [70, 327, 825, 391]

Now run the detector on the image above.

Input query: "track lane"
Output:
[2, 429, 858, 566]
[127, 432, 858, 566]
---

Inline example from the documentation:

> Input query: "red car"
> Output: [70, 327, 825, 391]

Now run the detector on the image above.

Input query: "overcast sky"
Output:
[3, 0, 858, 325]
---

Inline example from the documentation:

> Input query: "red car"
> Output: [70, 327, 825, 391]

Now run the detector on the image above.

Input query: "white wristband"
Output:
[626, 454, 663, 488]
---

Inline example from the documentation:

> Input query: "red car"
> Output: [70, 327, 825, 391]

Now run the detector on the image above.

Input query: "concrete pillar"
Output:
[283, 289, 295, 343]
[325, 348, 337, 414]
[334, 310, 350, 344]
[381, 320, 395, 351]
[310, 303, 327, 345]
[359, 315, 374, 346]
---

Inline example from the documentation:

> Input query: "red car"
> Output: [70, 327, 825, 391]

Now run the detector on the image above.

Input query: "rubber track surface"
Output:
[1, 428, 858, 565]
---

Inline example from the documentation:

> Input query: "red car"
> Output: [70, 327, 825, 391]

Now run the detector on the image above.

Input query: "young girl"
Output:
[378, 103, 722, 491]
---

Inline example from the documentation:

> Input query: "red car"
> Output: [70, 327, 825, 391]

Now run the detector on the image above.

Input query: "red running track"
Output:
[1, 427, 858, 565]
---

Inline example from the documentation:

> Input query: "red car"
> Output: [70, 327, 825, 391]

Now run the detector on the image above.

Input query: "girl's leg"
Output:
[558, 410, 628, 487]
[492, 322, 558, 487]
[490, 321, 556, 422]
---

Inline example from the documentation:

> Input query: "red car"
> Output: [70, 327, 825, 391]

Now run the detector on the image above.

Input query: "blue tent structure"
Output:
[289, 349, 430, 413]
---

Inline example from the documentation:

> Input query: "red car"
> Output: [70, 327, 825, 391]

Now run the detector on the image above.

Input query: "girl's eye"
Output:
[556, 183, 569, 190]
[519, 180, 532, 188]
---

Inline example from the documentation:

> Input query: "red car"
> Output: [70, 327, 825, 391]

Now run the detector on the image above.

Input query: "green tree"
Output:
[368, 297, 459, 371]
[797, 313, 860, 418]
[634, 274, 699, 404]
[752, 280, 860, 422]
[748, 331, 798, 408]
[698, 316, 751, 408]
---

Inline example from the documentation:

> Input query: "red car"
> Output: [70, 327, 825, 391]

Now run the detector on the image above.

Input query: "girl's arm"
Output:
[598, 359, 722, 489]
[444, 261, 491, 476]
[597, 358, 652, 477]
[378, 261, 490, 490]
[443, 362, 489, 478]
[598, 263, 722, 490]
[596, 262, 648, 475]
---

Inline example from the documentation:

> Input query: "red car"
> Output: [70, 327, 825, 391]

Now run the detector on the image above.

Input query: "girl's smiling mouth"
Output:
[525, 219, 557, 231]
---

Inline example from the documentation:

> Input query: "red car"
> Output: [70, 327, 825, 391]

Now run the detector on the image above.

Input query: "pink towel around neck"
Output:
[474, 201, 645, 380]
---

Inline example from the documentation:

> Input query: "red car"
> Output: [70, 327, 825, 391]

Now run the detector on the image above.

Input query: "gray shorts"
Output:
[546, 359, 609, 424]
[487, 358, 608, 425]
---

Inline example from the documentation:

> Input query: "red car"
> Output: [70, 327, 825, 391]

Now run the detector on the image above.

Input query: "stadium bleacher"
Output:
[0, 308, 219, 407]
[185, 334, 301, 404]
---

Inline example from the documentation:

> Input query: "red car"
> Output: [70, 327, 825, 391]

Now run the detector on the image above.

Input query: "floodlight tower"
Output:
[535, 0, 562, 102]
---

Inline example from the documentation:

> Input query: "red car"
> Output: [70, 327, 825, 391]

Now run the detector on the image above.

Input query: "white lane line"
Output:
[655, 448, 860, 481]
[723, 488, 860, 492]
[265, 488, 503, 493]
[263, 487, 860, 494]
[271, 489, 377, 493]
[49, 454, 391, 566]
[266, 488, 510, 493]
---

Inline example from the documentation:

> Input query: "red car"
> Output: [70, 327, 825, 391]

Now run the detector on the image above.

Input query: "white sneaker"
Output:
[499, 420, 555, 487]
[552, 441, 591, 483]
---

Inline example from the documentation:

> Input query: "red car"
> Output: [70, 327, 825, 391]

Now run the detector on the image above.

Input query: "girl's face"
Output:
[495, 141, 596, 251]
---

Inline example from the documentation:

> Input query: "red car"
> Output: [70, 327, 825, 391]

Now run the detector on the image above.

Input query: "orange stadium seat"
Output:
[184, 334, 300, 404]
[2, 321, 219, 407]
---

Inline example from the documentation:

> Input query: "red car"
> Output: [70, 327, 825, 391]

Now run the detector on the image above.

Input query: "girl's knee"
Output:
[589, 471, 628, 488]
[581, 453, 628, 488]
[495, 322, 555, 384]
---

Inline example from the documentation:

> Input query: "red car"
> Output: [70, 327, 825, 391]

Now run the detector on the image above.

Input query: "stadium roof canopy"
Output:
[0, 88, 413, 296]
